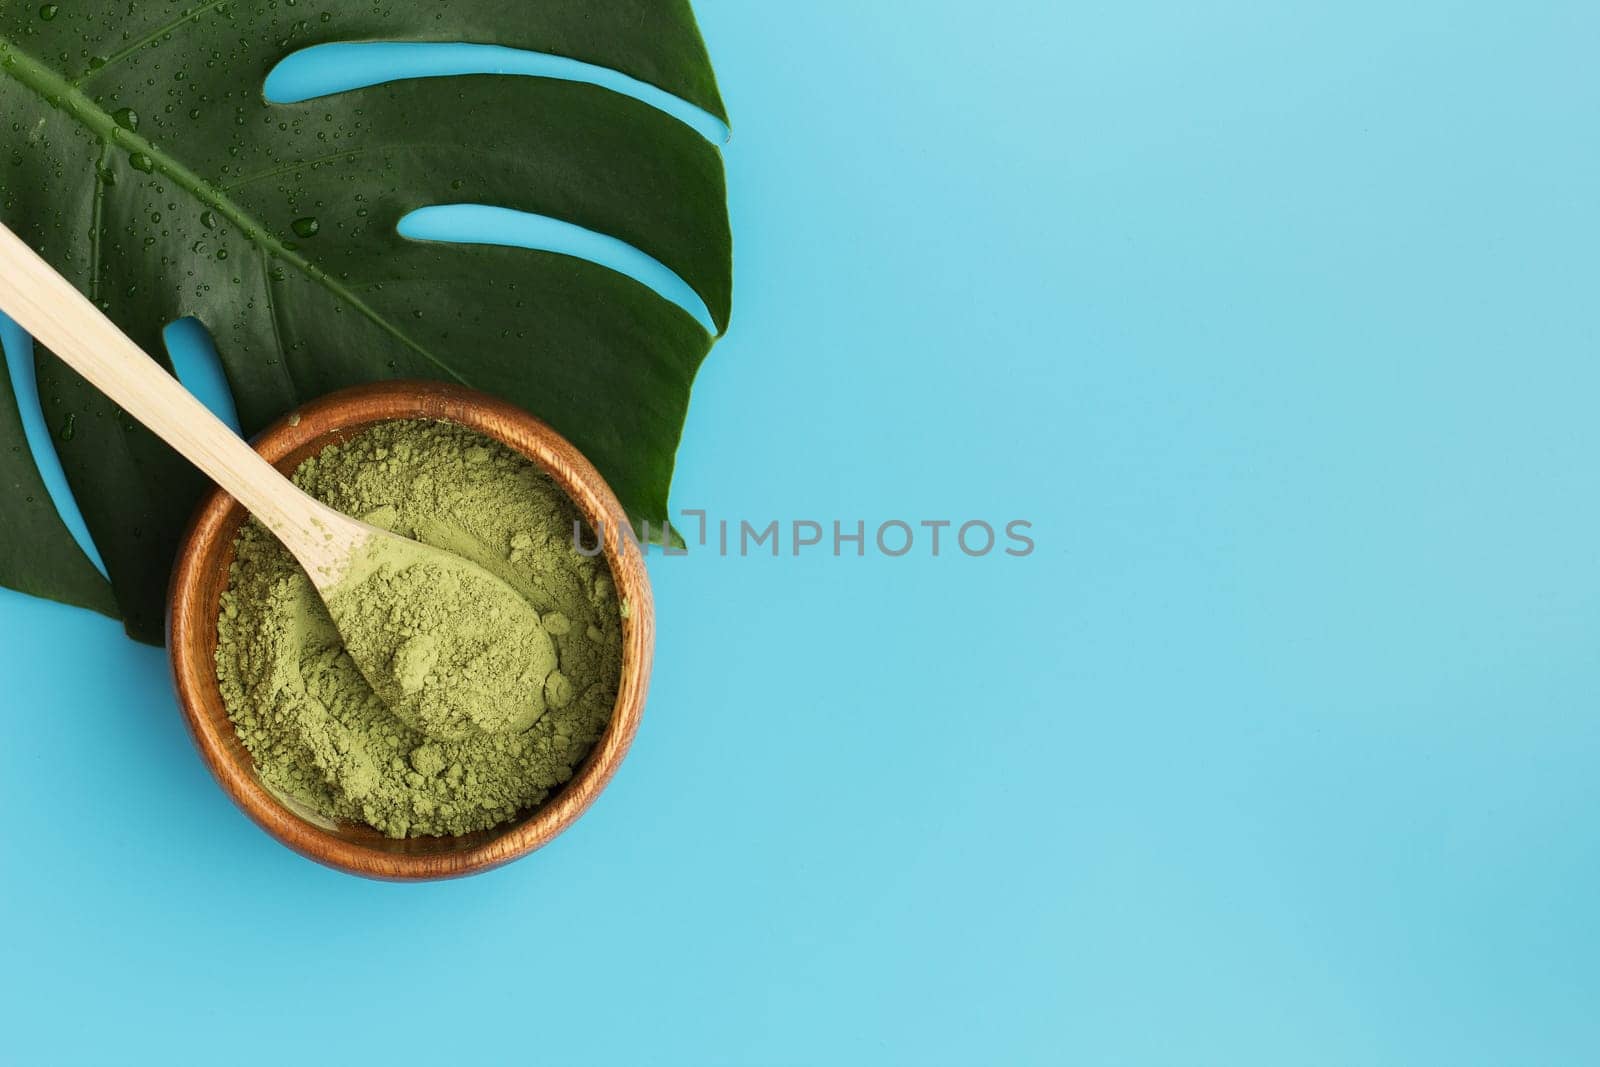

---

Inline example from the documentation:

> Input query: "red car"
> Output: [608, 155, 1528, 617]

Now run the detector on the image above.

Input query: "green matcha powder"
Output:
[216, 420, 623, 838]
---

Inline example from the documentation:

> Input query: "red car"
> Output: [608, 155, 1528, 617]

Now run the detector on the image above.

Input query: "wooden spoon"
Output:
[0, 221, 548, 738]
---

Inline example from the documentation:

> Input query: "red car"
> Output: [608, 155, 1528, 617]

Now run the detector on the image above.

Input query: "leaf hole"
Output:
[397, 204, 717, 334]
[164, 317, 242, 434]
[264, 42, 730, 146]
[0, 312, 108, 578]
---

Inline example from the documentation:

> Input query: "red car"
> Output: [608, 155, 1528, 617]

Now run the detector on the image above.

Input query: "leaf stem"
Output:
[88, 141, 111, 304]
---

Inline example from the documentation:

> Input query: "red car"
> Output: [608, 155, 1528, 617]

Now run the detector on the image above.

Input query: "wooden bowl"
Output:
[168, 380, 653, 880]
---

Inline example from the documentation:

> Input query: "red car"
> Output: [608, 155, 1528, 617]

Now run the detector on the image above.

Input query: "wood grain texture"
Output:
[168, 380, 654, 881]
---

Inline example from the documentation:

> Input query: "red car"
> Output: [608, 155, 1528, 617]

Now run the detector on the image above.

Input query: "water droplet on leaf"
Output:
[113, 107, 138, 131]
[128, 152, 153, 172]
[290, 216, 319, 238]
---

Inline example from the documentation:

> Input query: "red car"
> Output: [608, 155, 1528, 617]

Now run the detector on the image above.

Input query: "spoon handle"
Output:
[0, 221, 350, 576]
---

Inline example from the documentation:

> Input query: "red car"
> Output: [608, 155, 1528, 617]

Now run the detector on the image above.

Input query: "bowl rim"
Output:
[167, 379, 654, 881]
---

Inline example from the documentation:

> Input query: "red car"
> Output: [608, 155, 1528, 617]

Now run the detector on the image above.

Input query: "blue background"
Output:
[3, 1, 1598, 1063]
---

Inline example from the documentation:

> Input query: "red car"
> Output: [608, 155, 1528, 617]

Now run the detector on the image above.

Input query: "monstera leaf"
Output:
[0, 1, 730, 642]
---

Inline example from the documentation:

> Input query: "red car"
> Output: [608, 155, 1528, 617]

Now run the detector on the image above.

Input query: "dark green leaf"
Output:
[0, 0, 730, 642]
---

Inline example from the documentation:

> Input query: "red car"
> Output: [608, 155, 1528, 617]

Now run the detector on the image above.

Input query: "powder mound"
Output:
[329, 540, 557, 741]
[215, 419, 623, 839]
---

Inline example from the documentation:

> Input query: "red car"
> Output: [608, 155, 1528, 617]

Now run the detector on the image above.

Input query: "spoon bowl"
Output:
[168, 380, 654, 880]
